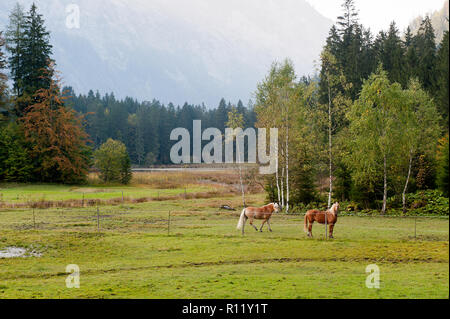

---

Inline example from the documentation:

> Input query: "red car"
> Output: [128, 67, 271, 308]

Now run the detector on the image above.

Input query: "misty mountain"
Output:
[0, 0, 332, 107]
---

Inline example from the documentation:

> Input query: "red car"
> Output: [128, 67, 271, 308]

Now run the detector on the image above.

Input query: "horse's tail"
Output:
[237, 208, 247, 230]
[304, 213, 309, 233]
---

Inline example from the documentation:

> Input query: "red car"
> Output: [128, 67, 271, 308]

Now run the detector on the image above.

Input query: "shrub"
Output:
[94, 139, 132, 184]
[406, 190, 449, 216]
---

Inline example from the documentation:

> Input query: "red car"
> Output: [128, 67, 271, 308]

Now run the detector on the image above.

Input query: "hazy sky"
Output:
[306, 0, 446, 33]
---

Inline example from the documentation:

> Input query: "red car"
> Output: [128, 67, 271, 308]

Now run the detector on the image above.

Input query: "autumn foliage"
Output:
[20, 66, 90, 183]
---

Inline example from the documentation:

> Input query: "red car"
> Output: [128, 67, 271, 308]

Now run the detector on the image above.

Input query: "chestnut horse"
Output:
[304, 202, 340, 238]
[237, 203, 281, 235]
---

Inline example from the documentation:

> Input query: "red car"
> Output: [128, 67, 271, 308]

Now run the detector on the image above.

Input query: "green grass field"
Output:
[0, 183, 448, 299]
[0, 183, 210, 203]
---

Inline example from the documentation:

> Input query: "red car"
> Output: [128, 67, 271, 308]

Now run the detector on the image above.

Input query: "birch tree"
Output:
[255, 59, 297, 212]
[399, 79, 440, 213]
[346, 66, 402, 214]
[320, 50, 351, 208]
[227, 106, 246, 208]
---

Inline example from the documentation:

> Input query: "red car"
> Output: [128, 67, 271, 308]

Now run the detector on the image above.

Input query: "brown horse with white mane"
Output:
[304, 202, 340, 238]
[237, 203, 281, 235]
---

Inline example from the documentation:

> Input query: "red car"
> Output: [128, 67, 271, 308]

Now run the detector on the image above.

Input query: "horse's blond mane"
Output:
[329, 203, 339, 215]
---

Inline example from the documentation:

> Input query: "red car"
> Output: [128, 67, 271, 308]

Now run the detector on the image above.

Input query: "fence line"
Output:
[1, 207, 449, 219]
[0, 207, 448, 242]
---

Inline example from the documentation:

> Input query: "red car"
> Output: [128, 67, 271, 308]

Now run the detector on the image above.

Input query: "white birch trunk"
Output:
[236, 139, 246, 208]
[327, 85, 333, 209]
[284, 89, 290, 213]
[285, 122, 289, 213]
[402, 151, 413, 214]
[280, 167, 285, 209]
[275, 152, 281, 205]
[382, 154, 387, 215]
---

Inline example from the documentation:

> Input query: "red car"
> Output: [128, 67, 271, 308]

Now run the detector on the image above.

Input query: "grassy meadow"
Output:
[0, 171, 448, 299]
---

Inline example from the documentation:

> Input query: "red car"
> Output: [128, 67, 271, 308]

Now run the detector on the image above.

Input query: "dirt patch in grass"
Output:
[0, 246, 42, 258]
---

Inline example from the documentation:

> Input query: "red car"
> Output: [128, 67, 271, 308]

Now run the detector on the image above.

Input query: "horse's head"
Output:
[273, 203, 281, 213]
[332, 202, 340, 215]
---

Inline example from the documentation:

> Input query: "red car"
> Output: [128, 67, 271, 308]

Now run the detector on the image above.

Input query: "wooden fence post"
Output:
[97, 206, 100, 232]
[414, 217, 417, 239]
[168, 211, 171, 236]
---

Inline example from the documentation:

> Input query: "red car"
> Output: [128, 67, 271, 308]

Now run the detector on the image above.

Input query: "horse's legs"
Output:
[241, 216, 247, 235]
[308, 220, 314, 238]
[267, 219, 272, 232]
[329, 224, 335, 239]
[249, 218, 258, 231]
[259, 219, 267, 232]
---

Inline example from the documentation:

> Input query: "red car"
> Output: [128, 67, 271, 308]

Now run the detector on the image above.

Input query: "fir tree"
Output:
[0, 31, 8, 120]
[404, 26, 419, 82]
[377, 22, 406, 86]
[415, 16, 437, 93]
[18, 3, 53, 116]
[336, 0, 359, 34]
[436, 30, 449, 127]
[4, 3, 26, 98]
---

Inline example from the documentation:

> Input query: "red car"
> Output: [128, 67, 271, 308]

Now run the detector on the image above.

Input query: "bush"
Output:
[383, 190, 448, 216]
[406, 190, 449, 216]
[94, 139, 132, 184]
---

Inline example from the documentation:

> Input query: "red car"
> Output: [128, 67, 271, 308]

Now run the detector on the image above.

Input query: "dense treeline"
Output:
[63, 89, 256, 165]
[256, 0, 449, 213]
[319, 0, 449, 126]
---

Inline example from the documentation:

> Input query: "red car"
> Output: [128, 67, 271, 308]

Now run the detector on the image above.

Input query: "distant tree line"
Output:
[63, 89, 256, 166]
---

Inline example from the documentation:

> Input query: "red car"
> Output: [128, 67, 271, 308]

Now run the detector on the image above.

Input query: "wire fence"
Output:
[0, 188, 201, 209]
[0, 206, 448, 241]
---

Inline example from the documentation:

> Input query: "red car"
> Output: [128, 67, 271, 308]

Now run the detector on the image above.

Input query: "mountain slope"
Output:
[0, 0, 333, 106]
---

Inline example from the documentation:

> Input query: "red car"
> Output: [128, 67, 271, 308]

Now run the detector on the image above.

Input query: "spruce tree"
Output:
[378, 22, 406, 86]
[436, 30, 449, 127]
[415, 16, 437, 93]
[5, 3, 26, 98]
[323, 0, 372, 101]
[120, 154, 132, 185]
[404, 26, 419, 83]
[336, 0, 359, 34]
[0, 31, 8, 120]
[19, 3, 53, 116]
